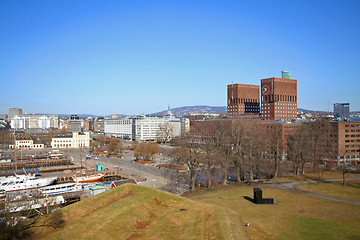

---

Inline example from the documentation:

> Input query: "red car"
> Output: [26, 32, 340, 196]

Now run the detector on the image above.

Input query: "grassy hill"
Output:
[30, 184, 248, 240]
[184, 184, 360, 240]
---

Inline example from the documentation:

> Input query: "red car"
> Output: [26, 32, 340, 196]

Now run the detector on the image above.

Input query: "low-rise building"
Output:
[9, 137, 44, 149]
[51, 132, 91, 149]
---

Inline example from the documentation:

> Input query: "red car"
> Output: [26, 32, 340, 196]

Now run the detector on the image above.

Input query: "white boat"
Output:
[40, 182, 82, 196]
[0, 173, 56, 193]
[73, 173, 104, 183]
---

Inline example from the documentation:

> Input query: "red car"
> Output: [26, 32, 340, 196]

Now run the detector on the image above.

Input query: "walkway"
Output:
[264, 177, 360, 206]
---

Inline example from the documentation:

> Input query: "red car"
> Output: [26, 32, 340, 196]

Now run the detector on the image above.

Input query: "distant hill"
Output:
[33, 107, 359, 118]
[297, 108, 327, 114]
[30, 184, 247, 240]
[152, 105, 227, 116]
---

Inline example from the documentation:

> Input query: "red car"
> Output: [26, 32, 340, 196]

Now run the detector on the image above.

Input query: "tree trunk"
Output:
[236, 163, 243, 182]
[190, 169, 196, 191]
[249, 160, 253, 181]
[207, 163, 212, 189]
[222, 166, 228, 185]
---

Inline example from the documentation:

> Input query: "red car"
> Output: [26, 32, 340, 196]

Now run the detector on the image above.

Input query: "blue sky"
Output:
[1, 0, 359, 115]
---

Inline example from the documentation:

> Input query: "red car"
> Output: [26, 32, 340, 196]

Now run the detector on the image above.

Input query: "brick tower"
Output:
[261, 72, 297, 120]
[227, 83, 260, 118]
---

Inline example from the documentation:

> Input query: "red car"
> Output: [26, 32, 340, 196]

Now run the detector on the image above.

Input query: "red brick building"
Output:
[227, 84, 260, 118]
[330, 121, 360, 163]
[261, 77, 297, 120]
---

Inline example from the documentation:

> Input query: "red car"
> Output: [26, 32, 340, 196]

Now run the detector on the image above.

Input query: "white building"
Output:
[11, 115, 59, 129]
[51, 132, 91, 149]
[39, 116, 51, 129]
[9, 139, 44, 149]
[11, 116, 28, 129]
[104, 116, 183, 141]
[105, 118, 133, 139]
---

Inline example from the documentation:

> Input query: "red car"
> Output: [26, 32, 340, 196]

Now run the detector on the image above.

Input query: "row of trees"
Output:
[169, 118, 335, 190]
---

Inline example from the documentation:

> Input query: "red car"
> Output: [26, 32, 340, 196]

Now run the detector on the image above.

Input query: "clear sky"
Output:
[1, 0, 359, 115]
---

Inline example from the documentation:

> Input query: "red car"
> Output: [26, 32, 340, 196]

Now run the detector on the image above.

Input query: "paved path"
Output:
[264, 177, 360, 205]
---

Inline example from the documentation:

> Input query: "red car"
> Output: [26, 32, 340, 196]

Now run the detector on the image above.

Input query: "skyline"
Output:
[1, 0, 359, 115]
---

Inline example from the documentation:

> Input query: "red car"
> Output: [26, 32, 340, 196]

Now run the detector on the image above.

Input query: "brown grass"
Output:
[271, 171, 360, 183]
[29, 184, 248, 240]
[295, 180, 360, 201]
[186, 184, 360, 240]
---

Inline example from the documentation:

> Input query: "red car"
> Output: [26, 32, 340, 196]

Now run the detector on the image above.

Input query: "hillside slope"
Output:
[30, 184, 248, 240]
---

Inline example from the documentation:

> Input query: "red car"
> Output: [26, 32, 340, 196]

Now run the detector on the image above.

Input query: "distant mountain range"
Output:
[32, 106, 359, 118]
[152, 106, 227, 116]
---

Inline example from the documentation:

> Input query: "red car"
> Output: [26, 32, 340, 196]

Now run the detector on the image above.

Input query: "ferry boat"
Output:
[0, 173, 56, 193]
[40, 182, 82, 196]
[73, 173, 104, 183]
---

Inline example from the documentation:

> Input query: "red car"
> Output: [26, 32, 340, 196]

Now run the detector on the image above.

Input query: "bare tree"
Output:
[173, 136, 201, 191]
[156, 122, 173, 144]
[286, 125, 309, 175]
[134, 141, 160, 161]
[107, 139, 123, 155]
[229, 121, 247, 183]
[304, 118, 334, 183]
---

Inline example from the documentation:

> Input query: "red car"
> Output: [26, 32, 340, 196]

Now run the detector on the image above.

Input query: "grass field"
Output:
[184, 184, 360, 240]
[295, 180, 360, 201]
[271, 171, 360, 183]
[29, 184, 248, 240]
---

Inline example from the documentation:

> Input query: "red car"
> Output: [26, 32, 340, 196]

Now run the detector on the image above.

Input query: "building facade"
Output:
[51, 132, 91, 149]
[8, 108, 23, 121]
[105, 118, 133, 139]
[94, 117, 105, 133]
[9, 138, 44, 149]
[261, 76, 297, 120]
[332, 121, 360, 161]
[104, 116, 183, 141]
[334, 103, 350, 118]
[227, 84, 260, 118]
[68, 115, 83, 132]
[10, 115, 59, 129]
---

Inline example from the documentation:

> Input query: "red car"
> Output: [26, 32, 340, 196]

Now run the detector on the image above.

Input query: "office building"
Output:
[104, 116, 183, 141]
[261, 73, 297, 120]
[227, 84, 260, 118]
[94, 117, 105, 133]
[334, 103, 350, 118]
[10, 115, 59, 129]
[8, 107, 23, 121]
[68, 115, 83, 132]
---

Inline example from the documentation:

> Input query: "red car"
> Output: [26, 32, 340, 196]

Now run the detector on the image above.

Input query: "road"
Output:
[63, 149, 174, 190]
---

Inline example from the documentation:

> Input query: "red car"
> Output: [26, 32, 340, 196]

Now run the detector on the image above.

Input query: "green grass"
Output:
[29, 184, 248, 240]
[295, 180, 360, 201]
[185, 185, 360, 240]
[271, 171, 360, 183]
[278, 215, 359, 240]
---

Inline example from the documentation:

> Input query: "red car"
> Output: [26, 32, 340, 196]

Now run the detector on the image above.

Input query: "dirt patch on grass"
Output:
[153, 197, 169, 207]
[135, 220, 150, 229]
[126, 233, 142, 240]
[149, 212, 157, 218]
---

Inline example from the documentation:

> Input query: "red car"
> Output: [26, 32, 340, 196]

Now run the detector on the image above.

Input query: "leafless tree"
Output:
[304, 118, 334, 183]
[107, 139, 123, 155]
[134, 141, 160, 161]
[173, 136, 201, 191]
[156, 122, 173, 144]
[286, 125, 310, 175]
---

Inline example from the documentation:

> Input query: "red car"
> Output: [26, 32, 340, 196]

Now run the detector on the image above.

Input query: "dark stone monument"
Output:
[253, 188, 263, 204]
[253, 187, 274, 204]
